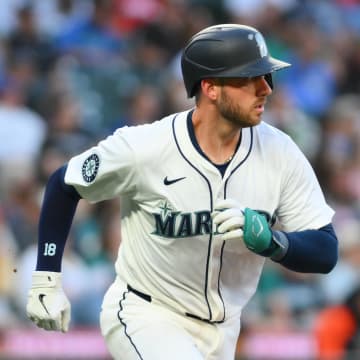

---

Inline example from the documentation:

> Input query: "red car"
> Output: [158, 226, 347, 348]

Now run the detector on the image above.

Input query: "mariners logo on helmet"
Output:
[250, 33, 268, 58]
[82, 154, 100, 183]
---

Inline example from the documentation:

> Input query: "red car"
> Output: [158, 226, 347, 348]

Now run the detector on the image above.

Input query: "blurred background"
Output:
[0, 0, 360, 359]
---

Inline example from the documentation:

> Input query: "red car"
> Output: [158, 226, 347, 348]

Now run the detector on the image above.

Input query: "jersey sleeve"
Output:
[277, 136, 334, 232]
[64, 128, 138, 203]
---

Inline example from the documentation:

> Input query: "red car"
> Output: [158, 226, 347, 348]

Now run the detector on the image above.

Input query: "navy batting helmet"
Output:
[181, 24, 291, 98]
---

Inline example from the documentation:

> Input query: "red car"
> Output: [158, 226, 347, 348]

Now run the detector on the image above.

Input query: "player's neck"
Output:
[192, 108, 241, 165]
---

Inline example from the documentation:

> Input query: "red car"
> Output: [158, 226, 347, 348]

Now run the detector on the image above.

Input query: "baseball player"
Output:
[26, 24, 338, 360]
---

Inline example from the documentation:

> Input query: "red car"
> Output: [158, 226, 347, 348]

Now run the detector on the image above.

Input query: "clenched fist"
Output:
[26, 271, 71, 332]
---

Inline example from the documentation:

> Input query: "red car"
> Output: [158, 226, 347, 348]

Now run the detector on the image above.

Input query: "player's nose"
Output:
[256, 76, 272, 96]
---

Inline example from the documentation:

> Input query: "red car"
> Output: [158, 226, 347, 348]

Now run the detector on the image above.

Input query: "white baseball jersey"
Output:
[65, 109, 334, 323]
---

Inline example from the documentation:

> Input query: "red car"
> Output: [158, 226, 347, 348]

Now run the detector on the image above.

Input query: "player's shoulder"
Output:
[255, 121, 296, 148]
[255, 121, 306, 162]
[110, 112, 188, 163]
[256, 121, 289, 139]
[114, 112, 179, 144]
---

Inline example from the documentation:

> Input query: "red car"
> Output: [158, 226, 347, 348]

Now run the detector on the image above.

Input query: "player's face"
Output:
[215, 76, 272, 127]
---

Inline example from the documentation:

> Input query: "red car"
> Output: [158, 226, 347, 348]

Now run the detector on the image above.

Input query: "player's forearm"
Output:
[36, 165, 81, 272]
[274, 224, 338, 274]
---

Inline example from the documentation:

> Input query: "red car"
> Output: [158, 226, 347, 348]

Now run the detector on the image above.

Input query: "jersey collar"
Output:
[172, 109, 253, 178]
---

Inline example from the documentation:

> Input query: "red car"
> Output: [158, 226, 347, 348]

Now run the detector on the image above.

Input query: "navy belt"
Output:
[127, 284, 224, 324]
[185, 312, 224, 324]
[127, 284, 152, 302]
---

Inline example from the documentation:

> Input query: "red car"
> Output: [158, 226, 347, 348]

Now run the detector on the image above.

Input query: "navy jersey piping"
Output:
[218, 240, 226, 322]
[172, 113, 219, 322]
[220, 126, 253, 321]
[186, 109, 241, 177]
[117, 290, 144, 359]
[224, 127, 254, 198]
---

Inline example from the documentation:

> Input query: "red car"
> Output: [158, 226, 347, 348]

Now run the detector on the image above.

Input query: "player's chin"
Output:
[246, 114, 263, 127]
[229, 112, 262, 128]
[252, 110, 265, 124]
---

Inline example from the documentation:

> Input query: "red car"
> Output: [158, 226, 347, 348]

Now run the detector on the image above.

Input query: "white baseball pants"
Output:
[100, 277, 240, 360]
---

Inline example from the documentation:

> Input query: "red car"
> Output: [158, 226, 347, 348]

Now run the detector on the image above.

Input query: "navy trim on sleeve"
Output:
[36, 165, 81, 272]
[275, 223, 338, 274]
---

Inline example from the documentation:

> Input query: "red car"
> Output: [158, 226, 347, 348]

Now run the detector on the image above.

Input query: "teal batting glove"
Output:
[243, 208, 288, 259]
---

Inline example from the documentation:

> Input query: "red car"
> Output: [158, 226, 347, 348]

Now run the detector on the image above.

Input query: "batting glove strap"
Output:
[31, 271, 62, 288]
[242, 208, 289, 259]
[270, 231, 289, 261]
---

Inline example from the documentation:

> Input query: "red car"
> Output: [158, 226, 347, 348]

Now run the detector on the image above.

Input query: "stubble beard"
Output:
[217, 89, 262, 128]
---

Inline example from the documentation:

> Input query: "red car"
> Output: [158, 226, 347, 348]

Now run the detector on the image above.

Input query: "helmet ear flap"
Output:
[265, 73, 273, 89]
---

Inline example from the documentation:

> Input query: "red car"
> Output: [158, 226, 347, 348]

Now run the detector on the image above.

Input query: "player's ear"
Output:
[200, 79, 220, 101]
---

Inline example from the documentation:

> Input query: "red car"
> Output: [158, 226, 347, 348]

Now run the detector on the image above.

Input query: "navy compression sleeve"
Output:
[275, 224, 338, 274]
[36, 165, 81, 272]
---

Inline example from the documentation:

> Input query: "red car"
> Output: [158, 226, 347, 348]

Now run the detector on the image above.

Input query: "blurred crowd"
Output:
[0, 0, 360, 358]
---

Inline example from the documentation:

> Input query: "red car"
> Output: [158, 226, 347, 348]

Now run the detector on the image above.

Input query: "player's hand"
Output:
[212, 199, 245, 241]
[26, 271, 71, 332]
[212, 199, 283, 257]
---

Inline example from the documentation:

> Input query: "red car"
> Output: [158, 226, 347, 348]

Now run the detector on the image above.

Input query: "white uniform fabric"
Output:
[99, 276, 240, 360]
[65, 109, 334, 359]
